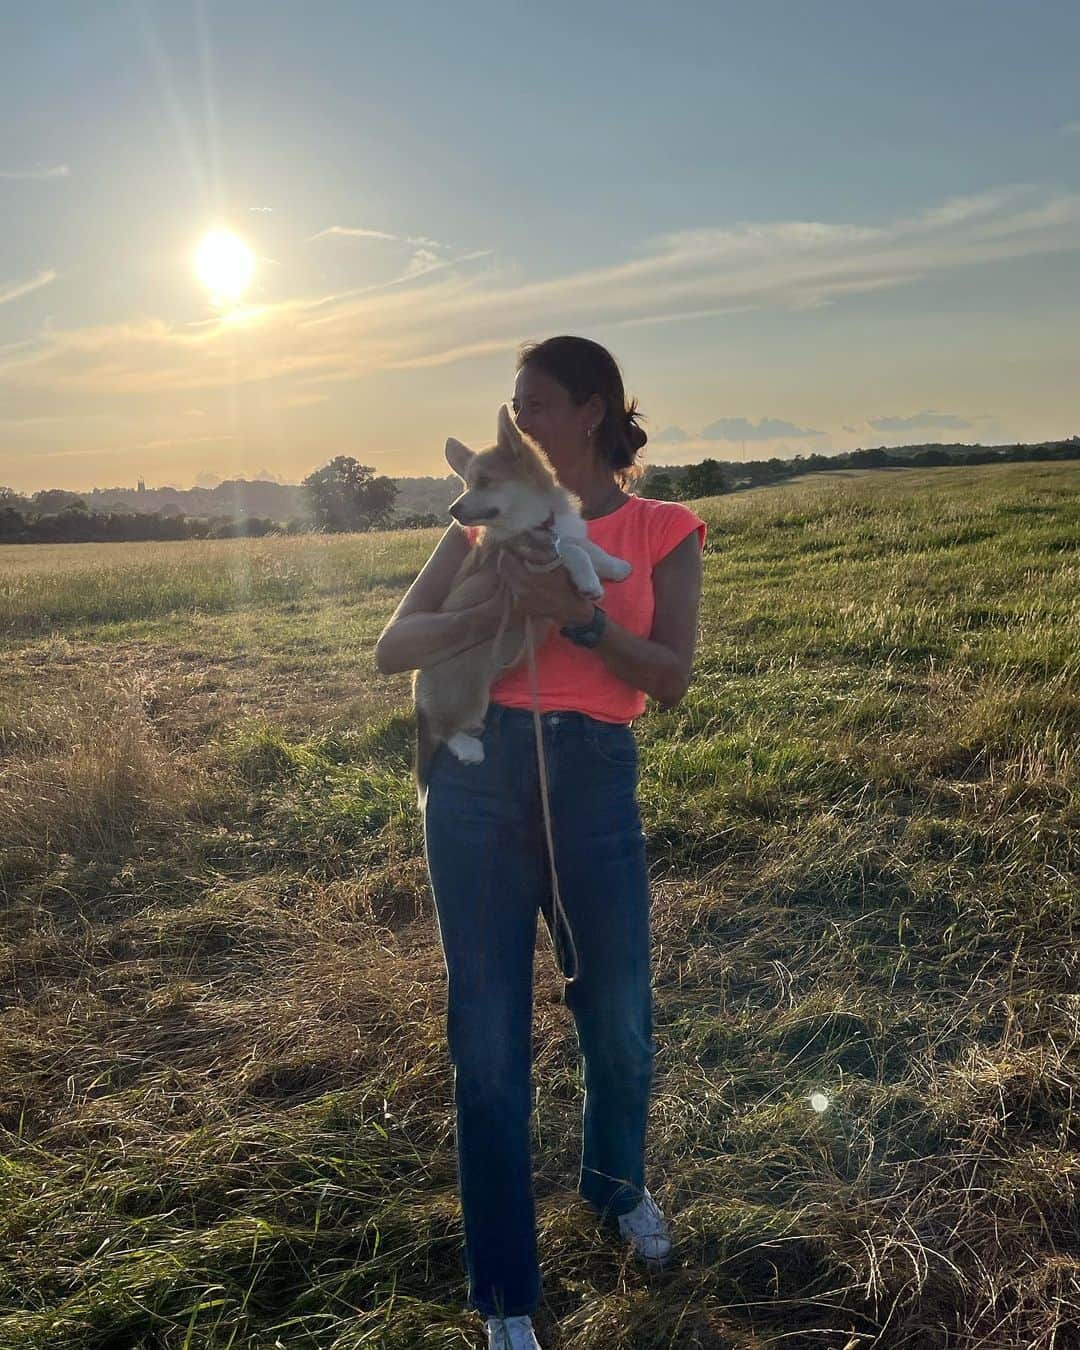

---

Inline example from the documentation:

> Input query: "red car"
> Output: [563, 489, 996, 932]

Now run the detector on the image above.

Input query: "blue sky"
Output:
[2, 0, 1078, 492]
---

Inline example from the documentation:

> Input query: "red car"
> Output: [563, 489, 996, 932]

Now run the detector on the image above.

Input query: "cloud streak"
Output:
[3, 185, 1080, 408]
[306, 224, 445, 249]
[868, 410, 973, 431]
[0, 269, 57, 307]
[0, 164, 70, 180]
[702, 416, 824, 441]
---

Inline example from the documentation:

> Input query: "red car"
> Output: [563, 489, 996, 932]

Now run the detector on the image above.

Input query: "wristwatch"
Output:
[560, 604, 607, 648]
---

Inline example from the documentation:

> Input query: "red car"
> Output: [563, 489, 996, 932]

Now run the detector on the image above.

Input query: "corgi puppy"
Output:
[412, 403, 632, 808]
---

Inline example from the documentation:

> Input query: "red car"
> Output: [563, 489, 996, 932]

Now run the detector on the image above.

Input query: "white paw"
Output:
[608, 559, 632, 581]
[581, 584, 605, 601]
[447, 733, 485, 764]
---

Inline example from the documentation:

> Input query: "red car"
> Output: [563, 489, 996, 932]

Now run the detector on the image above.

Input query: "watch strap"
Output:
[560, 603, 606, 645]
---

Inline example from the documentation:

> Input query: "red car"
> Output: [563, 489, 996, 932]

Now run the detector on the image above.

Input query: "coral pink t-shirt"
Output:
[464, 495, 707, 724]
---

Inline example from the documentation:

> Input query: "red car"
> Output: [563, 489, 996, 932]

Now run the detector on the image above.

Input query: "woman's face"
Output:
[511, 365, 604, 476]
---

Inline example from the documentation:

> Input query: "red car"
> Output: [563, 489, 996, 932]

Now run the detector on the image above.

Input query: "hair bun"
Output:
[625, 408, 648, 452]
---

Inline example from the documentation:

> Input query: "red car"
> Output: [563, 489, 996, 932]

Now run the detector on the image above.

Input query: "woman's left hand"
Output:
[498, 550, 595, 626]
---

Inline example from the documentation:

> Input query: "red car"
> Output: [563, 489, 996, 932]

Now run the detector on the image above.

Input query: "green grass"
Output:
[0, 460, 1077, 1347]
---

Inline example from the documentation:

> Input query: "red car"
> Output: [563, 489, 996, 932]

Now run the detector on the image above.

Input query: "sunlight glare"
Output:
[195, 229, 255, 305]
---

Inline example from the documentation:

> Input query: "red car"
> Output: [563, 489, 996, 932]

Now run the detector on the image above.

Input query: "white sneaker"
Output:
[617, 1187, 672, 1263]
[486, 1313, 541, 1350]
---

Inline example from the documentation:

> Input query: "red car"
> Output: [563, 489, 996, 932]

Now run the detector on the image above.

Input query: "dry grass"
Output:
[0, 461, 1077, 1348]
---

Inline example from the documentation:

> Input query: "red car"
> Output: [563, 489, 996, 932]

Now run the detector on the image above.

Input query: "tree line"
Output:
[2, 438, 1076, 545]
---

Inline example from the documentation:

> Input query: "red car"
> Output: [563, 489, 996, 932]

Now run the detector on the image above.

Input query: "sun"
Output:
[195, 229, 255, 305]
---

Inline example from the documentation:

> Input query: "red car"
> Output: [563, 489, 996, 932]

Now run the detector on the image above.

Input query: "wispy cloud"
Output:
[702, 416, 824, 441]
[0, 269, 57, 306]
[3, 185, 1080, 405]
[404, 247, 441, 276]
[308, 225, 398, 242]
[306, 224, 445, 248]
[615, 302, 756, 328]
[868, 410, 973, 431]
[136, 432, 239, 450]
[303, 223, 493, 297]
[0, 412, 119, 427]
[32, 431, 239, 460]
[0, 164, 70, 180]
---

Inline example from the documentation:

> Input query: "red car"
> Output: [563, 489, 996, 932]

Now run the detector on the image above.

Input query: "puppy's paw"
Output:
[447, 733, 485, 764]
[608, 559, 632, 581]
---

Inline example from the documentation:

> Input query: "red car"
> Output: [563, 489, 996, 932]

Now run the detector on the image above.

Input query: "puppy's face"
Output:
[446, 404, 562, 538]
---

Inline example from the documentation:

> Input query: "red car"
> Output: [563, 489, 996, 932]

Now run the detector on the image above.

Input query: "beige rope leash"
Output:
[490, 548, 580, 987]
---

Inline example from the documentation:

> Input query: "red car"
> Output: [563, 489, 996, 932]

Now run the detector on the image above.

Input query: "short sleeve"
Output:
[652, 503, 707, 568]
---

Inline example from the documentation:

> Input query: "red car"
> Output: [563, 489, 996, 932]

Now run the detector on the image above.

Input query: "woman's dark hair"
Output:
[515, 335, 648, 491]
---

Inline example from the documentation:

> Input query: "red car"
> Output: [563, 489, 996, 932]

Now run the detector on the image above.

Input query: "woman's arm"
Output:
[375, 523, 509, 675]
[638, 531, 703, 707]
[574, 614, 684, 707]
[374, 591, 509, 675]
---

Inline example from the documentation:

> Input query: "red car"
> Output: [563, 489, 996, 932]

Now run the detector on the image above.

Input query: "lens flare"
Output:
[809, 1091, 830, 1113]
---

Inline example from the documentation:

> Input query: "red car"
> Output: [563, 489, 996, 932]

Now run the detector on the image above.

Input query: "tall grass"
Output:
[0, 461, 1076, 1347]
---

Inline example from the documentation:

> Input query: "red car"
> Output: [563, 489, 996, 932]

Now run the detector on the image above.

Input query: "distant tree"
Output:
[849, 447, 892, 468]
[681, 458, 729, 499]
[0, 506, 26, 540]
[643, 472, 676, 501]
[32, 489, 86, 513]
[302, 457, 397, 532]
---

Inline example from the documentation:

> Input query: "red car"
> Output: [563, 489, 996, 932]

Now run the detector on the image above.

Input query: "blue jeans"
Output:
[422, 702, 655, 1320]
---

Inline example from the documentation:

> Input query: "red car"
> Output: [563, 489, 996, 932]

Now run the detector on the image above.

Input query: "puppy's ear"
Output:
[497, 403, 524, 452]
[445, 437, 474, 480]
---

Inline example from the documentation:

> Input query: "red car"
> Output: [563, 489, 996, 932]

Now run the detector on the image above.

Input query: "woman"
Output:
[374, 336, 706, 1350]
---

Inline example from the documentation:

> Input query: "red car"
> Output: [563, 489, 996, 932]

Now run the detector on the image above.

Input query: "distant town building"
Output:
[137, 478, 146, 494]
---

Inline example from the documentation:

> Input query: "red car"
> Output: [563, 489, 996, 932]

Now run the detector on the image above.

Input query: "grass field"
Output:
[1, 460, 1077, 1349]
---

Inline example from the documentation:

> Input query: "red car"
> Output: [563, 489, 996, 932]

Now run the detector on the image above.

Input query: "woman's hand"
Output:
[497, 549, 595, 627]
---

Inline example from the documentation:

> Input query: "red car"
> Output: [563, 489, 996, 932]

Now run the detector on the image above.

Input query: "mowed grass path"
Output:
[0, 461, 1076, 1348]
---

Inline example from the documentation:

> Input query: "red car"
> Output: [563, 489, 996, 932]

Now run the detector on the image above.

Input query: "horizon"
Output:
[2, 3, 1079, 495]
[17, 433, 1075, 501]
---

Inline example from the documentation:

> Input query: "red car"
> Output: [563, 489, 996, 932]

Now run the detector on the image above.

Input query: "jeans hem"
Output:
[474, 1302, 539, 1321]
[582, 1197, 640, 1225]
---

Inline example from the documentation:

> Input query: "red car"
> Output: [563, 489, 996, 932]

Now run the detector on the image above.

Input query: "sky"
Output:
[1, 0, 1079, 494]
